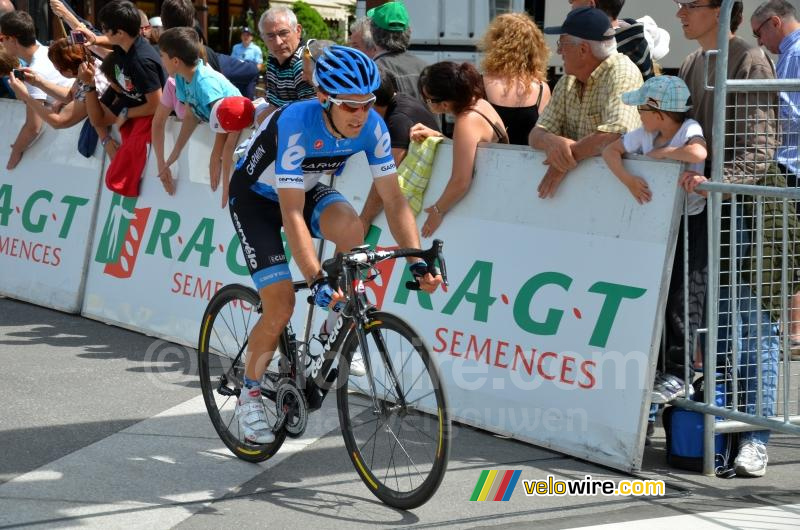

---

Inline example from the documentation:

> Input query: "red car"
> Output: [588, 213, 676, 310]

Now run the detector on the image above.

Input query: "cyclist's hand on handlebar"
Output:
[410, 261, 442, 294]
[310, 278, 345, 311]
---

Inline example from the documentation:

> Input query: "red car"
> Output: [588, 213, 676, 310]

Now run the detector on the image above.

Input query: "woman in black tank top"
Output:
[479, 12, 551, 146]
[410, 61, 507, 237]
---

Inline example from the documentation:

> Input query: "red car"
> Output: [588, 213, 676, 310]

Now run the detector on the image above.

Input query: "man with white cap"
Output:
[528, 7, 643, 198]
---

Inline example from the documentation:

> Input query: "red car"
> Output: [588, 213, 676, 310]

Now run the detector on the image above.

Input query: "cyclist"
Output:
[228, 45, 442, 445]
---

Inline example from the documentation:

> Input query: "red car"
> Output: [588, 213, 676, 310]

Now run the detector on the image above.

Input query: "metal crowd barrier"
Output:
[671, 0, 800, 476]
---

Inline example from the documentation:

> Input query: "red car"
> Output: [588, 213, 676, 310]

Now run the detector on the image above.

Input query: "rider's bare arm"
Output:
[277, 187, 322, 284]
[374, 172, 422, 256]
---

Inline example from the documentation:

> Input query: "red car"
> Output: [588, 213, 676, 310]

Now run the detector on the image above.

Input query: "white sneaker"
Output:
[235, 386, 275, 444]
[734, 440, 768, 477]
[349, 353, 366, 377]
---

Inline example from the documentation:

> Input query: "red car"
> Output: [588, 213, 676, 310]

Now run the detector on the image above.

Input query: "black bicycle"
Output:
[197, 239, 451, 509]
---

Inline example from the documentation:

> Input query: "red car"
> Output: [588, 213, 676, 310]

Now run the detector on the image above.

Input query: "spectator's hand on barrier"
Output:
[537, 166, 568, 199]
[158, 165, 177, 195]
[543, 135, 577, 172]
[410, 123, 441, 143]
[421, 204, 444, 238]
[679, 170, 708, 197]
[621, 174, 652, 204]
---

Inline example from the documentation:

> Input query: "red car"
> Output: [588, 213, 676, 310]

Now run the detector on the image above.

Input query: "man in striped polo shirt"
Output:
[259, 6, 315, 109]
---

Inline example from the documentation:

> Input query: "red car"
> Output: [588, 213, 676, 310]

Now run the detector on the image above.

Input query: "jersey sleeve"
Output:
[273, 108, 308, 190]
[364, 112, 397, 178]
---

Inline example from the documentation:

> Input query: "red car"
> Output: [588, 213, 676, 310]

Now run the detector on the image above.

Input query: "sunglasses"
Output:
[328, 94, 377, 112]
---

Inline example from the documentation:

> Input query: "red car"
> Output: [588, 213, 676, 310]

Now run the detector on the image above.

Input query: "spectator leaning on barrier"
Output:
[231, 27, 263, 71]
[6, 38, 110, 145]
[405, 61, 508, 238]
[602, 76, 709, 434]
[479, 12, 551, 146]
[751, 0, 800, 360]
[359, 67, 440, 232]
[349, 16, 377, 58]
[260, 6, 315, 112]
[156, 27, 242, 205]
[96, 0, 165, 124]
[368, 1, 427, 100]
[0, 10, 72, 170]
[530, 7, 643, 198]
[675, 0, 797, 479]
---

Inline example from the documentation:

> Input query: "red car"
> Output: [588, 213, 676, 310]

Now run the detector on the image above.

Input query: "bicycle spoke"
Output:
[404, 389, 436, 409]
[384, 423, 425, 481]
[398, 413, 437, 444]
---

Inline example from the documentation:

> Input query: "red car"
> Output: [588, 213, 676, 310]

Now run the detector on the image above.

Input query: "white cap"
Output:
[148, 17, 162, 28]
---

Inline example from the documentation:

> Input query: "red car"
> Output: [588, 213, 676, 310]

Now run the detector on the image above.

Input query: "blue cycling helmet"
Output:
[313, 45, 380, 95]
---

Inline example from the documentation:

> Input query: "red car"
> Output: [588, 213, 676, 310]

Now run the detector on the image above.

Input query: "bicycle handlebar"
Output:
[319, 239, 448, 297]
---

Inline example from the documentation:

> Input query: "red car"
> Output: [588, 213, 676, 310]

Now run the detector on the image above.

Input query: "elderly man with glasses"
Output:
[528, 7, 643, 198]
[259, 6, 315, 112]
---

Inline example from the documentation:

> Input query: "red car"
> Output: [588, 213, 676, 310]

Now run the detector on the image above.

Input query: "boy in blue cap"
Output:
[603, 74, 708, 445]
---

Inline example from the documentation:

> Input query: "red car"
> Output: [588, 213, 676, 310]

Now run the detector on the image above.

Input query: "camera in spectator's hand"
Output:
[70, 30, 87, 45]
[12, 68, 25, 80]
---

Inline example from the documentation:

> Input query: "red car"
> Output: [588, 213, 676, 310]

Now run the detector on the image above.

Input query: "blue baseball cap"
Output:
[544, 7, 615, 41]
[621, 75, 692, 112]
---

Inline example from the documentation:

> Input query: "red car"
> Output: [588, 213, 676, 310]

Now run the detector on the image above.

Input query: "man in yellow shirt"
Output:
[529, 7, 643, 198]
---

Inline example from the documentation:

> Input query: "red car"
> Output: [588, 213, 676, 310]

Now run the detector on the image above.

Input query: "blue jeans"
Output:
[716, 285, 779, 445]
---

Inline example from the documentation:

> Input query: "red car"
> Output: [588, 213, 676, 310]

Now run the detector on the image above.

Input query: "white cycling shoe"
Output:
[235, 386, 275, 444]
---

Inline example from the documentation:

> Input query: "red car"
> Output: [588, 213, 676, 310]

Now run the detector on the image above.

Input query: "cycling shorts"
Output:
[228, 181, 348, 290]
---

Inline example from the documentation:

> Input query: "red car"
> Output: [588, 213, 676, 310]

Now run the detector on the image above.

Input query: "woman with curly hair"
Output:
[479, 12, 551, 146]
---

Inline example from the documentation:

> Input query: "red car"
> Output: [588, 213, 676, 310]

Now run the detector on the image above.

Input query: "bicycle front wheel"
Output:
[337, 312, 450, 510]
[198, 284, 287, 462]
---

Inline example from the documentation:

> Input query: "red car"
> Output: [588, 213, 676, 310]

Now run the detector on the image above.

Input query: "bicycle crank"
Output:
[275, 379, 308, 438]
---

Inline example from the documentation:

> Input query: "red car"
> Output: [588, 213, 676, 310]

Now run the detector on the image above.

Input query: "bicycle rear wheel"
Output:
[198, 284, 287, 462]
[337, 312, 450, 509]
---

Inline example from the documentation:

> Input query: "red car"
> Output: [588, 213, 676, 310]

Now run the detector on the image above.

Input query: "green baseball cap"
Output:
[367, 2, 410, 31]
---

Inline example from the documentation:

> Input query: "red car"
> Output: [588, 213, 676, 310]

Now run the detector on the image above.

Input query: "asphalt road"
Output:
[1, 297, 799, 529]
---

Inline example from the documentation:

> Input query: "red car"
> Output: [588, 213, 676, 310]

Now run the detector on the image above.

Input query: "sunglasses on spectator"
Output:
[328, 94, 377, 112]
[674, 1, 716, 10]
[263, 29, 293, 41]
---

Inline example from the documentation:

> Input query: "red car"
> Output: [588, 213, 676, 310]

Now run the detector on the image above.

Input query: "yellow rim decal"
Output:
[238, 447, 262, 456]
[353, 452, 379, 489]
[364, 320, 382, 330]
[200, 314, 212, 351]
[438, 408, 443, 458]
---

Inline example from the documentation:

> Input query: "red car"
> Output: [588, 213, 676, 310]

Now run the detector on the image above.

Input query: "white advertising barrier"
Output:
[0, 99, 104, 312]
[335, 141, 683, 472]
[81, 119, 272, 345]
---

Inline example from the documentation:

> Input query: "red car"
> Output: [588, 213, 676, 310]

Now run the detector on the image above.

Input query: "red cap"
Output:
[209, 96, 255, 133]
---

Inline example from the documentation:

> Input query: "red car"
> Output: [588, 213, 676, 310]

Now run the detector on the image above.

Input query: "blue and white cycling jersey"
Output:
[232, 99, 396, 200]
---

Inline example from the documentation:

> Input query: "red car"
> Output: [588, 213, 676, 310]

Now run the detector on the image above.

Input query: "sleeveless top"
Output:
[488, 80, 544, 146]
[467, 107, 510, 145]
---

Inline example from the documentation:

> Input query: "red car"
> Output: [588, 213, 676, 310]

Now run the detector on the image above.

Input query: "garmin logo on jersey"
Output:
[281, 133, 306, 170]
[380, 163, 396, 172]
[302, 160, 346, 172]
[246, 145, 266, 176]
[232, 212, 258, 269]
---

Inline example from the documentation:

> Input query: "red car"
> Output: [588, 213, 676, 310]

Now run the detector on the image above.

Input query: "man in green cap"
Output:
[368, 1, 427, 100]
